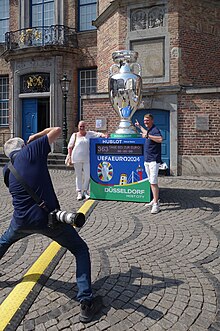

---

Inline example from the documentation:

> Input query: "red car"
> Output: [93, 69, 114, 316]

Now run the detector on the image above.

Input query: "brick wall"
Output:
[97, 6, 128, 93]
[9, 0, 18, 31]
[82, 97, 119, 133]
[98, 0, 112, 15]
[168, 0, 180, 86]
[97, 14, 119, 92]
[174, 0, 220, 162]
[77, 32, 97, 68]
[0, 47, 9, 72]
[178, 0, 220, 87]
[71, 31, 98, 133]
[66, 0, 76, 28]
[178, 93, 220, 155]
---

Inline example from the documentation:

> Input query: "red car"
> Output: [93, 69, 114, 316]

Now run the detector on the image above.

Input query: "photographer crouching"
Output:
[0, 127, 102, 323]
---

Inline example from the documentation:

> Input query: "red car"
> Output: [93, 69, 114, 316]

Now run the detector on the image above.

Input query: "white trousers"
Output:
[144, 161, 160, 184]
[74, 162, 90, 192]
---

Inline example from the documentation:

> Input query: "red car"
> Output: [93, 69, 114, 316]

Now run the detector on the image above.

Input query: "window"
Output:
[31, 0, 54, 27]
[79, 0, 97, 31]
[79, 69, 97, 119]
[79, 69, 97, 94]
[0, 0, 9, 43]
[0, 76, 9, 126]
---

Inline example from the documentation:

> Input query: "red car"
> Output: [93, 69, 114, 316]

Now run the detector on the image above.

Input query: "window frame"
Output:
[78, 68, 97, 120]
[79, 68, 97, 95]
[78, 0, 97, 32]
[30, 0, 54, 28]
[0, 76, 9, 127]
[0, 0, 9, 43]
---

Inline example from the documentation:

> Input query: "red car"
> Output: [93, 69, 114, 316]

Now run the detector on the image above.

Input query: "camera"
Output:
[48, 209, 86, 229]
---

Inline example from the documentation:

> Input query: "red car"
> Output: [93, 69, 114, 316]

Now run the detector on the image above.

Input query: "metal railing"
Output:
[5, 25, 77, 51]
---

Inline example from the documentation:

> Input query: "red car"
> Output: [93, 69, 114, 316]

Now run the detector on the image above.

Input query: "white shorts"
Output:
[144, 161, 160, 184]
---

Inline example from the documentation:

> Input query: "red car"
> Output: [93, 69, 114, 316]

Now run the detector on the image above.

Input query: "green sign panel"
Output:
[90, 178, 151, 202]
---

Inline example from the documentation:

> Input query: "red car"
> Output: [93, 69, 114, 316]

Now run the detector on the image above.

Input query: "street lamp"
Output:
[60, 73, 71, 154]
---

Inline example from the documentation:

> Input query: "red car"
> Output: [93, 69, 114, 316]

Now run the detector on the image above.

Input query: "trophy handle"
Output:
[109, 64, 120, 76]
[131, 63, 142, 76]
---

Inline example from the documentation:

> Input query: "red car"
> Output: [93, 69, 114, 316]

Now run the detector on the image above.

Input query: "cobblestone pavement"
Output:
[0, 169, 220, 331]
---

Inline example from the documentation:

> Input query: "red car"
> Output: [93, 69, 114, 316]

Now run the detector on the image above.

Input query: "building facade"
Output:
[0, 0, 219, 175]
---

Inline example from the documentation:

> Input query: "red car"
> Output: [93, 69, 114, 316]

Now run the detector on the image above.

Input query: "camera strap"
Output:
[8, 161, 49, 213]
[3, 152, 18, 188]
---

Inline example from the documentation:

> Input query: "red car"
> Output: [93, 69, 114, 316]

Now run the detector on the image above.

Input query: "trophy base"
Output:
[112, 120, 141, 138]
[110, 133, 141, 138]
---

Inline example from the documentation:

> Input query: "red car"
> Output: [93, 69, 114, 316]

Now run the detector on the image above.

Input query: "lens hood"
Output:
[74, 212, 86, 228]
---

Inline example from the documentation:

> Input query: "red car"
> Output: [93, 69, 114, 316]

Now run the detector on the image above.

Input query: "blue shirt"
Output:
[8, 135, 60, 230]
[144, 124, 162, 163]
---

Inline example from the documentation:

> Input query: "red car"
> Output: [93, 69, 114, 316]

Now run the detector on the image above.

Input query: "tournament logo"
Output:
[97, 162, 113, 182]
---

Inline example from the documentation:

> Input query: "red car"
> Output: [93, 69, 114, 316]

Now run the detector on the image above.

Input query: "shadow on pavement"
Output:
[160, 187, 220, 212]
[0, 266, 184, 323]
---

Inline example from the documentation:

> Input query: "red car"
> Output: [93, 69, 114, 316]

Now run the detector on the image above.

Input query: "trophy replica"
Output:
[109, 50, 142, 137]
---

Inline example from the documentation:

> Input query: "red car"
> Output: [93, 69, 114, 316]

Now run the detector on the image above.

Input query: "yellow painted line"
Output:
[0, 200, 97, 331]
[78, 199, 98, 217]
[0, 242, 61, 329]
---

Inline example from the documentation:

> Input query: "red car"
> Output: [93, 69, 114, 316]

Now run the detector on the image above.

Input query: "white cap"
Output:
[4, 137, 25, 158]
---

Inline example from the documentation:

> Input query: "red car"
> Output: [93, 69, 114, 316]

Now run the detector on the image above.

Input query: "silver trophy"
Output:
[109, 50, 142, 136]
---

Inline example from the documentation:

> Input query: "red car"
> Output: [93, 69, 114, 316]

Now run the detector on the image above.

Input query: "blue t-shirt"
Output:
[8, 135, 60, 230]
[144, 124, 162, 163]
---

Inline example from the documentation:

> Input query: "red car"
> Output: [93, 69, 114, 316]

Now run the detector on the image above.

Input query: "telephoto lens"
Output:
[56, 210, 86, 228]
[56, 210, 75, 224]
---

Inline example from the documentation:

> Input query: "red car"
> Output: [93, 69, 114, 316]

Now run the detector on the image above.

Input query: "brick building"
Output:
[0, 0, 219, 175]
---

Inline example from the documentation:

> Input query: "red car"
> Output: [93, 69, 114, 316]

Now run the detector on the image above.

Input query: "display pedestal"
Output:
[90, 137, 151, 202]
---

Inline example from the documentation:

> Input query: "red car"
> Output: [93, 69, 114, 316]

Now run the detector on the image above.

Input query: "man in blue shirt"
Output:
[135, 114, 163, 214]
[0, 127, 102, 323]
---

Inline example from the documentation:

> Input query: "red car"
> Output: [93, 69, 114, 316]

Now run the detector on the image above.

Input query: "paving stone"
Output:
[189, 325, 210, 331]
[132, 320, 149, 331]
[45, 319, 58, 329]
[149, 323, 165, 331]
[47, 326, 59, 331]
[23, 319, 35, 331]
[57, 319, 71, 330]
[35, 324, 47, 331]
[95, 320, 111, 330]
[1, 171, 220, 330]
